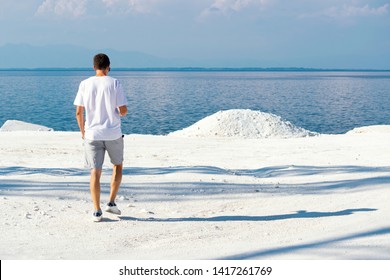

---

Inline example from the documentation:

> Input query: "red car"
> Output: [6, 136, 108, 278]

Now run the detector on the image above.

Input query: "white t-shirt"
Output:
[74, 76, 128, 141]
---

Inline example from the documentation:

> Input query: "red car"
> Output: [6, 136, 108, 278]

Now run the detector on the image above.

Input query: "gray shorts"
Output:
[84, 136, 124, 169]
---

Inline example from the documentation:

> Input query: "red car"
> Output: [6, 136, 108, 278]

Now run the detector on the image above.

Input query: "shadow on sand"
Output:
[220, 226, 390, 260]
[118, 208, 377, 222]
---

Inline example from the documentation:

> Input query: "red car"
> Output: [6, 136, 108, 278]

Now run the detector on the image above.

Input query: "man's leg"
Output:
[109, 163, 123, 203]
[84, 139, 105, 221]
[105, 137, 124, 204]
[105, 137, 124, 215]
[90, 168, 103, 211]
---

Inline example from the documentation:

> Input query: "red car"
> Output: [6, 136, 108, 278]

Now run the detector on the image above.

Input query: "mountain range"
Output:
[0, 44, 191, 69]
[2, 44, 387, 70]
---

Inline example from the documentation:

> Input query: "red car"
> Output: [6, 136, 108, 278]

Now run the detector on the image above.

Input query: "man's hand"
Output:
[75, 106, 85, 139]
[118, 105, 128, 117]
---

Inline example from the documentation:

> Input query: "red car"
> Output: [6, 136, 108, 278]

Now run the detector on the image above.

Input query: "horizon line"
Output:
[1, 67, 390, 72]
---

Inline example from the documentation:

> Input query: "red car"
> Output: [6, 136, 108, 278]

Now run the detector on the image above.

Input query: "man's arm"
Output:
[118, 105, 128, 117]
[75, 106, 85, 139]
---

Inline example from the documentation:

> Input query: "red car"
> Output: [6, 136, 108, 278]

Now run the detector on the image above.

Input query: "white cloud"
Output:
[36, 0, 87, 18]
[200, 0, 270, 18]
[342, 3, 389, 17]
[101, 0, 161, 14]
[35, 0, 159, 18]
[34, 0, 270, 19]
[301, 3, 389, 19]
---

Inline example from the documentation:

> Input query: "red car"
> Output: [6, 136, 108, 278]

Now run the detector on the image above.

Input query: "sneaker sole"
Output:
[105, 207, 121, 215]
[93, 216, 102, 222]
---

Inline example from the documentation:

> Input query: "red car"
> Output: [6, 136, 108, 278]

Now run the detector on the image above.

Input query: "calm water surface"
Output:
[0, 70, 389, 135]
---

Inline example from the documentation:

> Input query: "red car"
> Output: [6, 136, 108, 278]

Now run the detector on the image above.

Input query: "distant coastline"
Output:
[1, 67, 390, 72]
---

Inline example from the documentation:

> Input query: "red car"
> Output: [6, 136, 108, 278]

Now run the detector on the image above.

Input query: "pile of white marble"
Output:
[0, 120, 53, 132]
[169, 109, 316, 138]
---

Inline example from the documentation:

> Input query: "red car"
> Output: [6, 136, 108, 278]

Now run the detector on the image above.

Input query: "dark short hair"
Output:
[93, 53, 110, 70]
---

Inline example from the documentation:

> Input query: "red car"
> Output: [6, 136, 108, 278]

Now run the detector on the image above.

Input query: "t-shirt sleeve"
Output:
[73, 82, 84, 106]
[115, 80, 128, 107]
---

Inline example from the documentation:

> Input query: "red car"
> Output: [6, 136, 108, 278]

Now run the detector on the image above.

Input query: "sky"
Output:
[0, 0, 390, 68]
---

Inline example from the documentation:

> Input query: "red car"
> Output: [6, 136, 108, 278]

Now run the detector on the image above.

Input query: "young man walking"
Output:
[74, 53, 128, 222]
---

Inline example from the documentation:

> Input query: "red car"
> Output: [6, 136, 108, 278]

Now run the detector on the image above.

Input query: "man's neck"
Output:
[95, 68, 109, 77]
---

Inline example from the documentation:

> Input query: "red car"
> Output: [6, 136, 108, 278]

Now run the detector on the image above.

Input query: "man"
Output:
[74, 53, 128, 222]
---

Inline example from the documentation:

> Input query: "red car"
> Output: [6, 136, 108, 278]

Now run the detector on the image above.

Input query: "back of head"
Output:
[94, 53, 110, 70]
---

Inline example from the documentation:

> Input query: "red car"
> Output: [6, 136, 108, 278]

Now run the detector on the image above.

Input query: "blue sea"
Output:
[0, 70, 389, 135]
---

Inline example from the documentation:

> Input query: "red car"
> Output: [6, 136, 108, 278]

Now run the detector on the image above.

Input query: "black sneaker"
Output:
[93, 210, 103, 222]
[105, 202, 121, 215]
